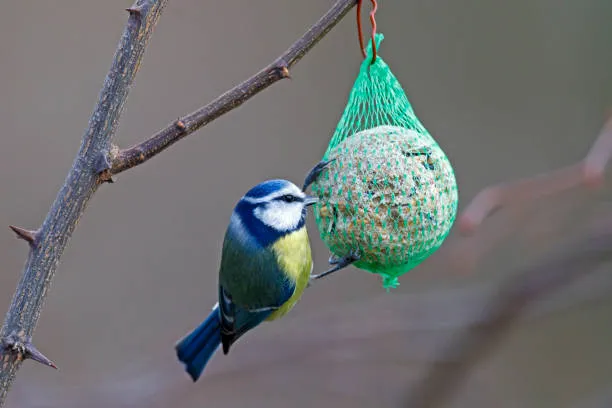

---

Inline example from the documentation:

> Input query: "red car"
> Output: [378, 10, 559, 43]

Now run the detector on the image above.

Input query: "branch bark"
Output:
[404, 223, 612, 407]
[111, 0, 358, 175]
[459, 112, 612, 234]
[0, 1, 168, 404]
[0, 0, 356, 405]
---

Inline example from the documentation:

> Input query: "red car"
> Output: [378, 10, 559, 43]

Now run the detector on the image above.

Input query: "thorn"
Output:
[126, 5, 143, 16]
[95, 151, 114, 184]
[1, 332, 57, 370]
[9, 225, 38, 246]
[280, 66, 291, 79]
[175, 119, 186, 131]
[25, 343, 57, 369]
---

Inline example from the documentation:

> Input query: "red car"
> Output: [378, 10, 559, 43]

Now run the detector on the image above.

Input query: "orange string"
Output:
[356, 0, 366, 58]
[356, 0, 378, 63]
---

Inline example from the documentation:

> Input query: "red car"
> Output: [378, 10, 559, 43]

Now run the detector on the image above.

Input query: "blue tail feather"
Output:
[175, 306, 221, 382]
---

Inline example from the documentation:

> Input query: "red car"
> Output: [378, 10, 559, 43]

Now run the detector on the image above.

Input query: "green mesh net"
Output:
[311, 33, 458, 289]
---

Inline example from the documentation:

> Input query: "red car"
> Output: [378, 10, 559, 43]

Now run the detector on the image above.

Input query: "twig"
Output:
[0, 1, 168, 404]
[110, 0, 358, 175]
[0, 1, 356, 404]
[404, 224, 612, 407]
[583, 110, 612, 187]
[459, 113, 612, 233]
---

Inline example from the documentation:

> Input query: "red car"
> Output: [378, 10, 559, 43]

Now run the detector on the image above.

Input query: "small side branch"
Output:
[405, 226, 612, 407]
[110, 0, 357, 175]
[583, 110, 612, 186]
[459, 113, 612, 233]
[0, 1, 357, 405]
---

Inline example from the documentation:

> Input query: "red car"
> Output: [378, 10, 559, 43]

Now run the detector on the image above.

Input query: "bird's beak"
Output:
[304, 195, 318, 206]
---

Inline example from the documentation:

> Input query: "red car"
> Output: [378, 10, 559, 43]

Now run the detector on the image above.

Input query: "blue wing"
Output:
[217, 285, 275, 354]
[217, 214, 297, 353]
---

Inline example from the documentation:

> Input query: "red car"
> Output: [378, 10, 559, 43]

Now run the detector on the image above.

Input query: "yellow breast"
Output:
[267, 227, 312, 321]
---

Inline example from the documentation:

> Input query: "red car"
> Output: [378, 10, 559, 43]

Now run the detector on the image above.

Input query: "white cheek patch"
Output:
[254, 201, 303, 231]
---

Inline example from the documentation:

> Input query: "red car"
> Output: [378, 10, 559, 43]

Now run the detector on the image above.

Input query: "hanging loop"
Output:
[356, 0, 378, 64]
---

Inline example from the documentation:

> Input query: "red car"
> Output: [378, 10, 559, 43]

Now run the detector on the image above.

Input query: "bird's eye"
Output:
[280, 194, 296, 203]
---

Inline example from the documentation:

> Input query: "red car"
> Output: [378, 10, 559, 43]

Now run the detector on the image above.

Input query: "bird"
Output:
[174, 178, 318, 382]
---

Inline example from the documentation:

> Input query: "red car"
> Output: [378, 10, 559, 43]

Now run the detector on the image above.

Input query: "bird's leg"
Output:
[310, 250, 360, 281]
[302, 158, 335, 191]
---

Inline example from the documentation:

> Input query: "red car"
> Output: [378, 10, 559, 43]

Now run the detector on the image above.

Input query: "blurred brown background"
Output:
[1, 1, 612, 407]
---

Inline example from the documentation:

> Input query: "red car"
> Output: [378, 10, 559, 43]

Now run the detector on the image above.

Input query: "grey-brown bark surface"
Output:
[0, 0, 357, 404]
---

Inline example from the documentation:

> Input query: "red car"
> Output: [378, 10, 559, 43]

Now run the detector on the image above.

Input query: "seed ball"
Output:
[311, 125, 458, 287]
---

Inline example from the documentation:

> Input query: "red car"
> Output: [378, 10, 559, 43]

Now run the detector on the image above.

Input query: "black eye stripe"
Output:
[275, 194, 302, 203]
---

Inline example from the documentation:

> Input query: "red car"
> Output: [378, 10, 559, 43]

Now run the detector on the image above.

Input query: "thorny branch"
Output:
[110, 0, 358, 175]
[2, 0, 604, 405]
[0, 1, 169, 404]
[0, 0, 357, 405]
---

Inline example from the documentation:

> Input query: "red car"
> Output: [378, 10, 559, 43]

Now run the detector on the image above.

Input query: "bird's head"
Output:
[232, 179, 318, 247]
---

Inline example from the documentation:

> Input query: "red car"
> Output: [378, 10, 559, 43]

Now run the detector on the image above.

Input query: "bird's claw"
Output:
[302, 158, 335, 191]
[328, 249, 360, 265]
[328, 254, 342, 265]
[310, 250, 361, 282]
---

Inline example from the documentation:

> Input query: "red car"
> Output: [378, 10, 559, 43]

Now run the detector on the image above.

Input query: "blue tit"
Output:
[175, 179, 318, 381]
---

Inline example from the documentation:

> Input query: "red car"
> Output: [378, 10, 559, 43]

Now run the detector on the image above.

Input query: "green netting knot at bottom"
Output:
[381, 274, 400, 290]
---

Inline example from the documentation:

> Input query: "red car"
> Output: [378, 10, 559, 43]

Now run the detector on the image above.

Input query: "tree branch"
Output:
[0, 0, 168, 404]
[458, 112, 612, 234]
[110, 0, 358, 175]
[404, 223, 612, 407]
[0, 0, 356, 404]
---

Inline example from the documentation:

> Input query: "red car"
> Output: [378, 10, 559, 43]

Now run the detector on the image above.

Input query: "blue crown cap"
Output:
[244, 179, 292, 199]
